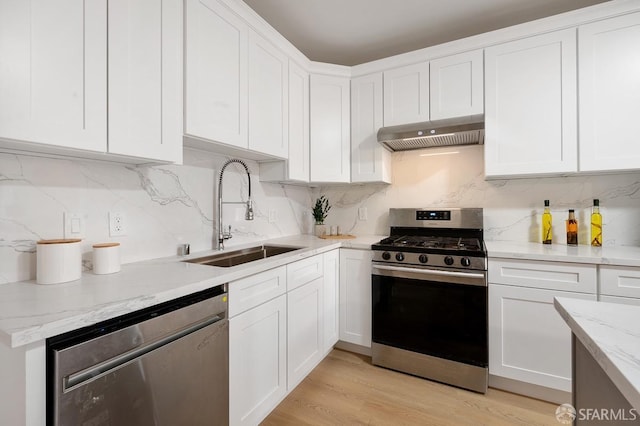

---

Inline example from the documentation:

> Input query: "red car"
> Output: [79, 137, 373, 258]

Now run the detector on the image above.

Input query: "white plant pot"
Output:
[314, 224, 327, 237]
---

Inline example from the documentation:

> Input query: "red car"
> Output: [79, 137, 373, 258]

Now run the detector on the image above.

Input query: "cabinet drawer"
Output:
[600, 266, 640, 298]
[287, 254, 323, 291]
[599, 294, 640, 306]
[228, 266, 286, 318]
[488, 259, 596, 293]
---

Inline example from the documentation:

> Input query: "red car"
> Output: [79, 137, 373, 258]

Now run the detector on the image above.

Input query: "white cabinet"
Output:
[599, 265, 640, 299]
[287, 278, 323, 391]
[579, 12, 640, 172]
[323, 249, 340, 353]
[248, 29, 288, 158]
[429, 49, 484, 120]
[108, 0, 183, 162]
[383, 62, 430, 126]
[229, 294, 287, 426]
[228, 266, 286, 318]
[484, 29, 577, 177]
[339, 249, 372, 348]
[185, 0, 248, 149]
[350, 73, 391, 184]
[0, 0, 107, 152]
[310, 74, 351, 183]
[489, 283, 596, 392]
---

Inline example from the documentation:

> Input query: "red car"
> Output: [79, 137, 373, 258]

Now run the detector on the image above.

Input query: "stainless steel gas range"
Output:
[371, 207, 488, 393]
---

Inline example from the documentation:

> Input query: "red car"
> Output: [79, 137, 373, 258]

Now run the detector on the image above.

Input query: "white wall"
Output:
[0, 149, 314, 284]
[316, 144, 640, 247]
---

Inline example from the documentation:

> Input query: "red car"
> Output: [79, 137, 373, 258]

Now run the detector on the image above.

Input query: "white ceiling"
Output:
[242, 0, 610, 66]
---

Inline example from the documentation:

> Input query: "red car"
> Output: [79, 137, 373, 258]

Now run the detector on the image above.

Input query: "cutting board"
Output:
[319, 234, 356, 240]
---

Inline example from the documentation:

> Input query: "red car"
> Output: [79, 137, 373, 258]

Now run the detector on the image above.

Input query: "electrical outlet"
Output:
[358, 207, 368, 221]
[269, 209, 277, 223]
[109, 212, 126, 236]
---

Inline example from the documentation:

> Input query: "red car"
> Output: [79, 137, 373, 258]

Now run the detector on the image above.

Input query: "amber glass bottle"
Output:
[542, 200, 552, 244]
[591, 199, 602, 247]
[566, 209, 578, 246]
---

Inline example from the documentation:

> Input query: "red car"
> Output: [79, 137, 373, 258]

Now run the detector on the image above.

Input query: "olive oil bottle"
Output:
[566, 209, 578, 246]
[542, 200, 552, 244]
[591, 199, 602, 247]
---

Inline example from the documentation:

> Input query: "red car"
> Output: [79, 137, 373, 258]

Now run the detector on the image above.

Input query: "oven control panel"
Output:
[373, 251, 486, 271]
[416, 210, 451, 221]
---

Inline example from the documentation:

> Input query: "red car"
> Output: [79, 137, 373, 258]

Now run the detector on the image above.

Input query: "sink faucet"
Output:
[218, 159, 254, 250]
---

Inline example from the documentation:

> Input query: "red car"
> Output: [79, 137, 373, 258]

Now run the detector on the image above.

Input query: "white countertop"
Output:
[487, 240, 640, 267]
[554, 297, 640, 411]
[0, 234, 383, 348]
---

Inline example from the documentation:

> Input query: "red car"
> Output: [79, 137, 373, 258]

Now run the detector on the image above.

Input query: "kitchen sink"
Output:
[183, 245, 303, 268]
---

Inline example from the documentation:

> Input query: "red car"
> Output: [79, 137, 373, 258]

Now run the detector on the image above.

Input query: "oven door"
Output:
[371, 263, 487, 368]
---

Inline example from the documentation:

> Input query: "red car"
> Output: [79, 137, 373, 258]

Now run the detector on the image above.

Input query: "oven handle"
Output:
[372, 264, 487, 287]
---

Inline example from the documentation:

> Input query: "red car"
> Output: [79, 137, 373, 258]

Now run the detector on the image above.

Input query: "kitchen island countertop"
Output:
[0, 234, 384, 348]
[554, 297, 640, 411]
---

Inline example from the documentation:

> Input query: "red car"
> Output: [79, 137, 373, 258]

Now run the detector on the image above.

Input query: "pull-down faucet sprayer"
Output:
[218, 159, 254, 250]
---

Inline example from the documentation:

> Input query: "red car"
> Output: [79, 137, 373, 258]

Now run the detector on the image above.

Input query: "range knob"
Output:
[418, 254, 429, 264]
[382, 252, 391, 260]
[444, 256, 454, 266]
[461, 257, 471, 267]
[395, 252, 405, 262]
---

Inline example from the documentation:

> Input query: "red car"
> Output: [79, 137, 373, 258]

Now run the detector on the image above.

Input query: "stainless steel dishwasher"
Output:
[46, 285, 228, 426]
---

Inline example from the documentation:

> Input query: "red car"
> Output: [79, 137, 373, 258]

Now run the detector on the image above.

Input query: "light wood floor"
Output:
[262, 349, 558, 426]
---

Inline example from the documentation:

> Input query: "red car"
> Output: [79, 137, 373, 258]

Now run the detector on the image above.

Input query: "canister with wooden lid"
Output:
[92, 242, 121, 275]
[36, 239, 82, 284]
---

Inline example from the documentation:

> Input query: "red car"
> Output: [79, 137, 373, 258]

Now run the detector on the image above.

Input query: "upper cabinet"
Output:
[429, 49, 484, 120]
[0, 0, 182, 163]
[184, 0, 248, 149]
[0, 0, 107, 152]
[484, 29, 578, 178]
[351, 73, 391, 183]
[310, 74, 351, 183]
[578, 12, 640, 172]
[184, 0, 288, 160]
[383, 62, 430, 126]
[108, 0, 183, 163]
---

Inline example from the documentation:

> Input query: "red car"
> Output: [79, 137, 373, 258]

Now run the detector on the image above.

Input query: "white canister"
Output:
[92, 243, 121, 275]
[36, 239, 82, 285]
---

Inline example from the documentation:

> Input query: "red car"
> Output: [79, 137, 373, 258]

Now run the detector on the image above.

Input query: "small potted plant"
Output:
[312, 195, 331, 237]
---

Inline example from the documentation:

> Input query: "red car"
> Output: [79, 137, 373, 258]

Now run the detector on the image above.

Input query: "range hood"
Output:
[377, 115, 484, 152]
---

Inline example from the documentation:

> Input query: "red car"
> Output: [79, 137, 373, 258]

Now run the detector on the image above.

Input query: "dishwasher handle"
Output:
[64, 312, 226, 392]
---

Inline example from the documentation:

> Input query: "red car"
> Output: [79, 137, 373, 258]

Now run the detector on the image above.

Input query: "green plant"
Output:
[312, 196, 331, 224]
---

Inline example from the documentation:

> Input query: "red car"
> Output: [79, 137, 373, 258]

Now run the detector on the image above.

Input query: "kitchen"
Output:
[2, 0, 640, 424]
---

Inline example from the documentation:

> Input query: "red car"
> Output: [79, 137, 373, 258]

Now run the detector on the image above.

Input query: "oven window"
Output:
[372, 274, 487, 367]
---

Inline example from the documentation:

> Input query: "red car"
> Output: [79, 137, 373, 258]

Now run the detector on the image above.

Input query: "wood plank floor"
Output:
[262, 349, 559, 426]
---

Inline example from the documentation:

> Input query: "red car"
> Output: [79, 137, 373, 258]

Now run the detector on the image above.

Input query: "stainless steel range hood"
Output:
[377, 115, 484, 152]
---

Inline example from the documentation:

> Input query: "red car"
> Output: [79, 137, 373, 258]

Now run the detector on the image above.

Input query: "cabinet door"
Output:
[339, 249, 372, 347]
[108, 0, 182, 163]
[484, 29, 577, 177]
[310, 74, 351, 182]
[323, 250, 340, 353]
[430, 49, 484, 120]
[287, 60, 310, 182]
[579, 12, 640, 172]
[383, 62, 429, 126]
[229, 294, 287, 426]
[600, 265, 640, 299]
[0, 0, 106, 151]
[248, 30, 288, 158]
[287, 278, 323, 391]
[489, 284, 596, 392]
[184, 0, 248, 149]
[351, 73, 391, 184]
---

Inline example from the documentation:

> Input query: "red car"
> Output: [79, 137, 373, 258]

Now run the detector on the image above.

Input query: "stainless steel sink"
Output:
[184, 245, 303, 268]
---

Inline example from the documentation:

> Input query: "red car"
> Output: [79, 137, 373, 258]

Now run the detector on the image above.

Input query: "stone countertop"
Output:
[0, 234, 384, 348]
[554, 297, 640, 411]
[486, 240, 640, 267]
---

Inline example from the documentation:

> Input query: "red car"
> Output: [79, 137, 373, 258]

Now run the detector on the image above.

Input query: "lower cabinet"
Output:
[287, 278, 323, 391]
[229, 294, 287, 426]
[489, 283, 596, 392]
[339, 249, 372, 347]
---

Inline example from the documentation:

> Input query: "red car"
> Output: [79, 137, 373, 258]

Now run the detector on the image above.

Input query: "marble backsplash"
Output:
[315, 144, 640, 248]
[2, 143, 640, 283]
[0, 149, 314, 284]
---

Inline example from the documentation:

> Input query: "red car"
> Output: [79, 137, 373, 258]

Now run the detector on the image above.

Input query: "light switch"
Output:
[64, 212, 86, 238]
